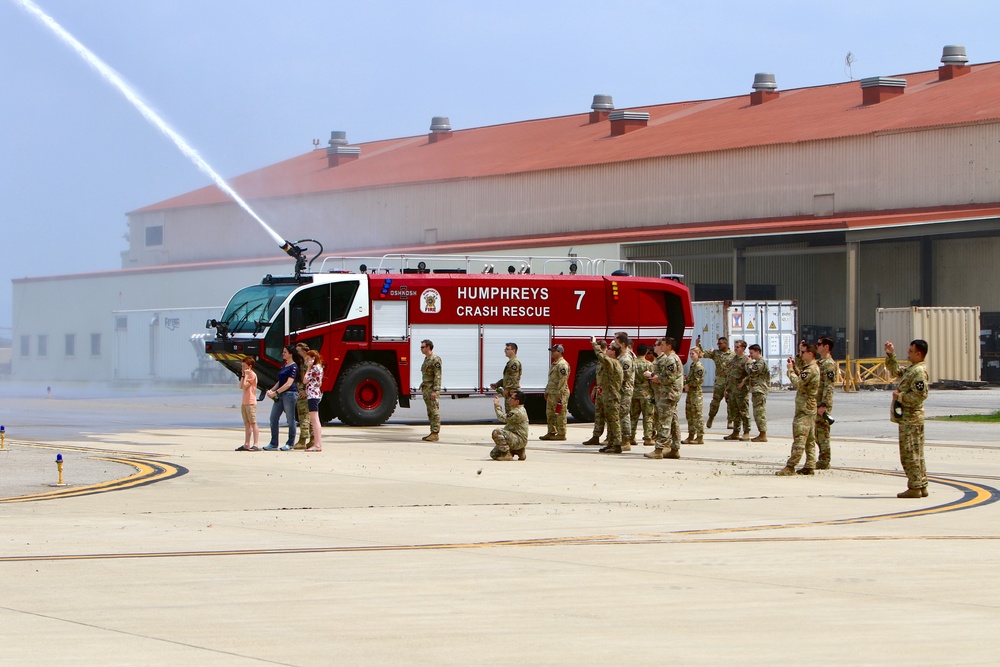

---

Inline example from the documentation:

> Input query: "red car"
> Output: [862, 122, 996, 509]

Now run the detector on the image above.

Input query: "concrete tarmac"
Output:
[1, 386, 999, 665]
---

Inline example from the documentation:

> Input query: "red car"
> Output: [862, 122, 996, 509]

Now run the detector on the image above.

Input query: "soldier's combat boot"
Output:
[422, 432, 439, 442]
[512, 448, 527, 461]
[644, 447, 664, 459]
[681, 434, 694, 444]
[551, 434, 567, 441]
[582, 436, 601, 446]
[705, 415, 715, 429]
[643, 438, 654, 446]
[494, 451, 514, 461]
[775, 466, 796, 476]
[723, 430, 740, 440]
[665, 449, 681, 459]
[816, 458, 830, 470]
[739, 433, 751, 442]
[796, 467, 815, 475]
[897, 488, 923, 498]
[539, 433, 555, 441]
[921, 487, 929, 497]
[599, 444, 622, 454]
[620, 443, 632, 452]
[693, 435, 704, 444]
[751, 432, 768, 442]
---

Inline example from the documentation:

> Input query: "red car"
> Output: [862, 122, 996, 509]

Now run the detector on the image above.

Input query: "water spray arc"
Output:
[15, 0, 304, 263]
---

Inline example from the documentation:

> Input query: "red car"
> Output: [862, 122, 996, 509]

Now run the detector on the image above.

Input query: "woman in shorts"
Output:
[304, 350, 325, 452]
[236, 357, 260, 451]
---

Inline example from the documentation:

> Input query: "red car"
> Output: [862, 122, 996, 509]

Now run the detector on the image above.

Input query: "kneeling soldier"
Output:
[491, 391, 529, 461]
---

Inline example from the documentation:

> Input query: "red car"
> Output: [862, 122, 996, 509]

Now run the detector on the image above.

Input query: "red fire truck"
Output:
[205, 253, 693, 425]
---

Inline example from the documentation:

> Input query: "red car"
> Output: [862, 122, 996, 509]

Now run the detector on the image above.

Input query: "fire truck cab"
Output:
[206, 254, 693, 426]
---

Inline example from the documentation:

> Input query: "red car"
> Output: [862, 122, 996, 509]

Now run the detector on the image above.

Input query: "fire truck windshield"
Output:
[220, 284, 296, 334]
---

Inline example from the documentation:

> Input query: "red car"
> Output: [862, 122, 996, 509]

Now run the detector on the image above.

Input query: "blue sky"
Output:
[2, 0, 999, 331]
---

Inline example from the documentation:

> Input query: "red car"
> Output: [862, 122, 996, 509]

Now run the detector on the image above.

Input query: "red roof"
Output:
[134, 62, 1000, 213]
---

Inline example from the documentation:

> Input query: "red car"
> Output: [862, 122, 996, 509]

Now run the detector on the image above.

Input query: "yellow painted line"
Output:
[0, 455, 187, 504]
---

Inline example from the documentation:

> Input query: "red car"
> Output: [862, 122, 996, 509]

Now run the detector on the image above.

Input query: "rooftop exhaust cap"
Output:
[589, 94, 614, 123]
[429, 116, 452, 132]
[860, 76, 906, 105]
[608, 110, 650, 136]
[326, 131, 360, 167]
[328, 131, 348, 147]
[941, 45, 969, 65]
[750, 72, 779, 105]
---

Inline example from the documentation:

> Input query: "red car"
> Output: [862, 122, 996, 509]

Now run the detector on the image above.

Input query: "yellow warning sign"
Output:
[747, 321, 755, 330]
[769, 320, 777, 329]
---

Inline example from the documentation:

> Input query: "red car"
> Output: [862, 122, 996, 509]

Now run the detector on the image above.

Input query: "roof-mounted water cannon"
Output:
[278, 238, 324, 279]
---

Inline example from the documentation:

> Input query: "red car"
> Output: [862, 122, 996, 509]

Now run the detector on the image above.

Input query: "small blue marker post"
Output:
[55, 453, 66, 486]
[0, 425, 6, 451]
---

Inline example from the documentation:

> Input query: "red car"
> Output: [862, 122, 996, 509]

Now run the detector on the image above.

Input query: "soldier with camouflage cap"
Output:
[743, 343, 771, 442]
[591, 337, 625, 453]
[541, 344, 571, 441]
[630, 344, 656, 446]
[419, 339, 442, 441]
[583, 341, 610, 446]
[886, 339, 930, 498]
[776, 343, 820, 476]
[723, 340, 751, 441]
[644, 337, 683, 460]
[806, 336, 838, 468]
[614, 332, 636, 448]
[490, 391, 529, 461]
[682, 347, 705, 444]
[489, 342, 522, 414]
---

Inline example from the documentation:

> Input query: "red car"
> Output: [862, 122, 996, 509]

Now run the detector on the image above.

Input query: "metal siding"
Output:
[409, 325, 480, 393]
[876, 306, 981, 382]
[934, 236, 1000, 311]
[859, 242, 921, 331]
[481, 325, 551, 392]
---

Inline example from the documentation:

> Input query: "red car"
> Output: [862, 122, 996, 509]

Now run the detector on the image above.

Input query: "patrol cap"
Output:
[548, 344, 565, 353]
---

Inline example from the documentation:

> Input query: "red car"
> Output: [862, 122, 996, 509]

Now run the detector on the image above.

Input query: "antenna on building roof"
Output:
[844, 52, 856, 81]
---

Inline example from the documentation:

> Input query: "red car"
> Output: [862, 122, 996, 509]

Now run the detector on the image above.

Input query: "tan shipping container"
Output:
[875, 307, 981, 383]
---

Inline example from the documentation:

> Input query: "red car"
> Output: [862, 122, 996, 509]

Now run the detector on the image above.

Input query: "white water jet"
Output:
[15, 0, 288, 248]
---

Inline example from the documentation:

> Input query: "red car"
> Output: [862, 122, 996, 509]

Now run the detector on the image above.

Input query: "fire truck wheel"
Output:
[336, 361, 399, 426]
[569, 360, 597, 423]
[318, 394, 340, 425]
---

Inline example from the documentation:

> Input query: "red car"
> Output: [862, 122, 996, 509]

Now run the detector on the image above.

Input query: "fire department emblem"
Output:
[420, 288, 441, 314]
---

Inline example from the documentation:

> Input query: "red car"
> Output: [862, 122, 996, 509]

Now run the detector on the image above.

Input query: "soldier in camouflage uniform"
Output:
[614, 333, 636, 448]
[583, 341, 609, 446]
[696, 336, 735, 430]
[682, 347, 705, 444]
[743, 343, 770, 442]
[776, 343, 820, 475]
[806, 336, 837, 468]
[489, 342, 522, 414]
[723, 340, 751, 441]
[644, 337, 683, 459]
[886, 339, 930, 497]
[591, 337, 625, 453]
[630, 344, 656, 446]
[541, 345, 571, 441]
[293, 342, 312, 449]
[419, 339, 442, 441]
[490, 391, 529, 461]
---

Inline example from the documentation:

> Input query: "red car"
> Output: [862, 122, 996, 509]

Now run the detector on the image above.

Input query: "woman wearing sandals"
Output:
[263, 345, 302, 451]
[303, 349, 325, 452]
[236, 357, 260, 451]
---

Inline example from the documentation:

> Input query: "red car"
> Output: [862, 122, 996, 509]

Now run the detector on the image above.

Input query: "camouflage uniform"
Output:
[746, 358, 771, 434]
[684, 359, 705, 440]
[630, 355, 655, 444]
[651, 351, 683, 453]
[590, 354, 609, 440]
[806, 355, 837, 467]
[617, 348, 635, 446]
[294, 377, 311, 449]
[545, 357, 571, 437]
[491, 400, 529, 460]
[698, 344, 734, 428]
[495, 355, 522, 414]
[726, 354, 751, 436]
[593, 340, 623, 448]
[887, 354, 929, 491]
[420, 353, 442, 434]
[784, 360, 820, 469]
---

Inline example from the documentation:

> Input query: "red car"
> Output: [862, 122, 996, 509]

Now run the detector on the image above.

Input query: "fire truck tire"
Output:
[335, 362, 399, 426]
[569, 360, 597, 423]
[318, 394, 340, 425]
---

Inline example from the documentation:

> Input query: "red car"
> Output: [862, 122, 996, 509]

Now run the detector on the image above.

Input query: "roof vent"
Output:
[428, 116, 453, 143]
[589, 94, 614, 124]
[860, 76, 906, 105]
[939, 44, 971, 80]
[750, 72, 779, 105]
[608, 110, 649, 136]
[326, 131, 360, 167]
